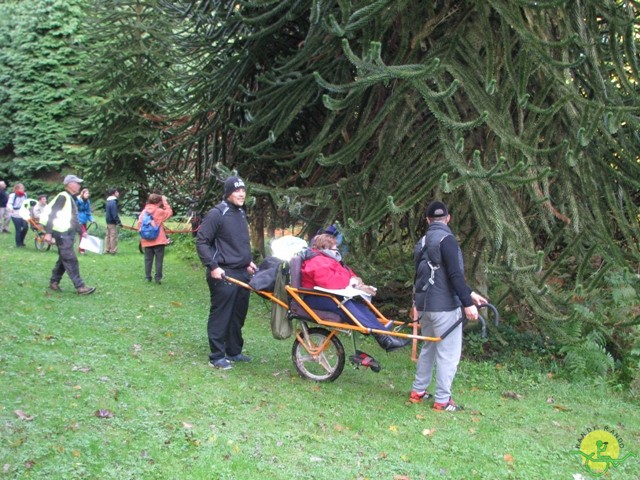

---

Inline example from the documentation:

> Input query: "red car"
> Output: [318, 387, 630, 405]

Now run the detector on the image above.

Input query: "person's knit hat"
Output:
[425, 200, 448, 218]
[64, 174, 83, 185]
[224, 176, 246, 198]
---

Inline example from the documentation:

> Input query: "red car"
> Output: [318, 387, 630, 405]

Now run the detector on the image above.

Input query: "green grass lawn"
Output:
[1, 224, 639, 479]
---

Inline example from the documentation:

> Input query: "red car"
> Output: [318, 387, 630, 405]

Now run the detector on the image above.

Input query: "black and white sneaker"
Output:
[209, 358, 233, 370]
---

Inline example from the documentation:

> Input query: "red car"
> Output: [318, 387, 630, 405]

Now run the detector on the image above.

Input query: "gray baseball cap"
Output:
[64, 174, 83, 185]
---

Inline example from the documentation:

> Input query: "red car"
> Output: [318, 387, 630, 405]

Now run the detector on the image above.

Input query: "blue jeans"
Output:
[11, 217, 28, 247]
[304, 295, 388, 330]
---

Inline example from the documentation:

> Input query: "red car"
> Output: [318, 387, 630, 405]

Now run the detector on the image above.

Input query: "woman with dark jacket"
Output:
[76, 188, 94, 254]
[301, 233, 409, 352]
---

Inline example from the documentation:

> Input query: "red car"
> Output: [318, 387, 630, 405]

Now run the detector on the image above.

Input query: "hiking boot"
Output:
[433, 398, 463, 412]
[209, 358, 233, 370]
[409, 390, 432, 404]
[76, 286, 96, 295]
[49, 282, 62, 292]
[227, 353, 252, 363]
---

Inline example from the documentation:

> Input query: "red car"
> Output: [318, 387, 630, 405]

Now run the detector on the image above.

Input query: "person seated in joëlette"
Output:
[299, 233, 409, 352]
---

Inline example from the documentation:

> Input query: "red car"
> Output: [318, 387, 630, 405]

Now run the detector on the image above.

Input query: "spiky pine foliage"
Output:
[155, 1, 640, 380]
[74, 0, 180, 202]
[0, 0, 87, 180]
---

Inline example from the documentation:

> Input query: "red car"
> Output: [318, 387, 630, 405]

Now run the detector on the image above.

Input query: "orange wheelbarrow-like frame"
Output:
[224, 274, 498, 382]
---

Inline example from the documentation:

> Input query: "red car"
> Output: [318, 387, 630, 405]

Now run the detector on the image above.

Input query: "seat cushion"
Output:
[290, 300, 343, 323]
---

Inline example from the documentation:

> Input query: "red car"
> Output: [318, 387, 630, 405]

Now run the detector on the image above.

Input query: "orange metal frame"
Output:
[27, 217, 45, 233]
[224, 275, 444, 361]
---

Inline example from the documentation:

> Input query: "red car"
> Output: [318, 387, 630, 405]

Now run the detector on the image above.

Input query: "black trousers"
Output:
[50, 231, 84, 288]
[11, 217, 28, 247]
[206, 268, 251, 362]
[144, 244, 165, 281]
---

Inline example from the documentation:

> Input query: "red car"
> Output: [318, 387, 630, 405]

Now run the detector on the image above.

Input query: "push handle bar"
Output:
[439, 303, 500, 340]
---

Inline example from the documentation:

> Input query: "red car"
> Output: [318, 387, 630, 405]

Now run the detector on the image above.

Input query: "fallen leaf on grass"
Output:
[94, 409, 114, 418]
[422, 428, 436, 437]
[183, 422, 193, 429]
[388, 425, 398, 432]
[71, 366, 91, 373]
[552, 404, 570, 412]
[14, 410, 33, 421]
[393, 476, 410, 480]
[501, 391, 524, 400]
[415, 414, 425, 420]
[546, 396, 554, 403]
[171, 301, 183, 307]
[11, 437, 25, 447]
[504, 453, 515, 464]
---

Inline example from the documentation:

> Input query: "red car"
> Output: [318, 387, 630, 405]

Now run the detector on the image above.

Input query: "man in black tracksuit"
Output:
[196, 176, 257, 370]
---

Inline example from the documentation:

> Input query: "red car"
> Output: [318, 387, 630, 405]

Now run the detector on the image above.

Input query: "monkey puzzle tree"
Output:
[157, 0, 639, 380]
[75, 0, 181, 206]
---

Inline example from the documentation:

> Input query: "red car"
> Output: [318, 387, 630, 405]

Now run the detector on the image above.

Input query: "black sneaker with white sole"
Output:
[209, 358, 233, 370]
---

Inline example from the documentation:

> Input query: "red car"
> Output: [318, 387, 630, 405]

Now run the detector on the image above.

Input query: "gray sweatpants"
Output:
[411, 308, 462, 403]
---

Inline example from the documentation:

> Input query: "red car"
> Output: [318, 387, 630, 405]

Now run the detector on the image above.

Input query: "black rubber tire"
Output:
[291, 327, 345, 382]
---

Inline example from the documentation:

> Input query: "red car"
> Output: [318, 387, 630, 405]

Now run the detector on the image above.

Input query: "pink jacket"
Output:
[137, 199, 173, 247]
[301, 250, 356, 289]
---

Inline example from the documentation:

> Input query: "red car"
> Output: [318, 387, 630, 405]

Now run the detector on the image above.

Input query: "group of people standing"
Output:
[4, 173, 487, 411]
[1, 176, 172, 295]
[0, 181, 30, 248]
[0, 180, 97, 252]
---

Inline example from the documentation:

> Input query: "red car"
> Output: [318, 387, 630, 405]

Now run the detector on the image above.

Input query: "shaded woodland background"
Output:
[1, 0, 639, 387]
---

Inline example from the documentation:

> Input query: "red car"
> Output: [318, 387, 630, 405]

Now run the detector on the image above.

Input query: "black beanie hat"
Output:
[425, 200, 448, 218]
[223, 176, 246, 198]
